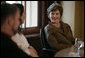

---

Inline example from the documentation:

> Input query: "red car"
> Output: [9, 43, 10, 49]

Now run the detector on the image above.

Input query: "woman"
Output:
[44, 2, 75, 52]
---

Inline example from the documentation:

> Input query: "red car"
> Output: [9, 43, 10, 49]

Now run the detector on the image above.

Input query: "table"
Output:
[54, 47, 80, 57]
[54, 41, 84, 57]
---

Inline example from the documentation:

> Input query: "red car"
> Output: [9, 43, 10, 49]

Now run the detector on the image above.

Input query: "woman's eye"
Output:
[51, 13, 54, 15]
[56, 13, 59, 15]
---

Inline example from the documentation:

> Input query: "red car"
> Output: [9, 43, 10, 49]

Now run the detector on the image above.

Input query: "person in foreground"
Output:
[1, 3, 39, 57]
[44, 2, 75, 53]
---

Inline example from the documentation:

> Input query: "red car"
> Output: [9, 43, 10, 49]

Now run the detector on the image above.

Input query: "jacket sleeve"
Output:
[47, 33, 72, 51]
[66, 24, 75, 45]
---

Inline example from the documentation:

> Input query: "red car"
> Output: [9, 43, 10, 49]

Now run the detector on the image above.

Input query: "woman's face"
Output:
[49, 10, 61, 24]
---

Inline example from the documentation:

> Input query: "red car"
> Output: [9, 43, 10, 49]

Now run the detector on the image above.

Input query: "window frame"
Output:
[21, 1, 43, 38]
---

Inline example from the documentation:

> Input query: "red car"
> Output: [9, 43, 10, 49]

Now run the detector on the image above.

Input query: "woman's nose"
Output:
[53, 14, 57, 18]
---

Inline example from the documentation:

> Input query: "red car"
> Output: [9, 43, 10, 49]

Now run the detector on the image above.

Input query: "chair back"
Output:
[40, 28, 56, 57]
[40, 28, 51, 49]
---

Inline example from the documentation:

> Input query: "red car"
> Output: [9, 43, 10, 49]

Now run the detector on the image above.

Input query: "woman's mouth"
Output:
[53, 18, 59, 21]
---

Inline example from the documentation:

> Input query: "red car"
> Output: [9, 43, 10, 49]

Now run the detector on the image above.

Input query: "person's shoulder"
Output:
[1, 32, 11, 40]
[44, 22, 53, 30]
[45, 24, 49, 28]
[61, 21, 70, 28]
[44, 24, 49, 31]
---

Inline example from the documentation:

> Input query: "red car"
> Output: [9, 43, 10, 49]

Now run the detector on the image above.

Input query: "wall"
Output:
[74, 1, 84, 41]
[62, 1, 75, 36]
[62, 1, 84, 41]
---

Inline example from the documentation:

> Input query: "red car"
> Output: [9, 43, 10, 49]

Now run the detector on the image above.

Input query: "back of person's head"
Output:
[1, 3, 18, 25]
[47, 2, 63, 17]
[1, 1, 6, 5]
[14, 3, 24, 16]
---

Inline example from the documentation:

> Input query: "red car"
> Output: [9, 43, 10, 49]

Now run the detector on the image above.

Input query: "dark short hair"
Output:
[47, 3, 63, 17]
[14, 3, 24, 16]
[1, 3, 18, 25]
[13, 3, 24, 24]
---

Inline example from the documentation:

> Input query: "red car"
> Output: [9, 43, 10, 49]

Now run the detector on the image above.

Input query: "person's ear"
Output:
[7, 16, 14, 26]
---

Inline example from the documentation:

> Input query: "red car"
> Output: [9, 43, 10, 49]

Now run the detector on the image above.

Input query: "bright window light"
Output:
[6, 1, 21, 4]
[6, 1, 38, 28]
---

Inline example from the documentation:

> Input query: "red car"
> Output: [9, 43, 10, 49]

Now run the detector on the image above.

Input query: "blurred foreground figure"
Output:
[1, 3, 39, 57]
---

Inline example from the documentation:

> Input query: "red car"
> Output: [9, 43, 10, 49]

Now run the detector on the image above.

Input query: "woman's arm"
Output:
[47, 35, 72, 51]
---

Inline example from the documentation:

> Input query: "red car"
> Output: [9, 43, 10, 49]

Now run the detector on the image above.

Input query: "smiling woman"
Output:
[44, 2, 75, 54]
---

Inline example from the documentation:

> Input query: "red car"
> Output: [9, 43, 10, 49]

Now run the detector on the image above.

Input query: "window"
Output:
[25, 1, 38, 28]
[6, 1, 51, 38]
[6, 1, 38, 28]
[6, 1, 42, 38]
[6, 1, 21, 4]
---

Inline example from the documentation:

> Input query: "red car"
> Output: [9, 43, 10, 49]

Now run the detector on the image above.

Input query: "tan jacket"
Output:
[44, 21, 75, 52]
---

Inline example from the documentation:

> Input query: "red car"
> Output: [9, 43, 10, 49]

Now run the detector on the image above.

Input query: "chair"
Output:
[40, 27, 56, 57]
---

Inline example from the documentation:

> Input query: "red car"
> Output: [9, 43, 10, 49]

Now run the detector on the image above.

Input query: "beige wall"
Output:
[74, 1, 84, 41]
[62, 1, 84, 41]
[62, 1, 75, 36]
